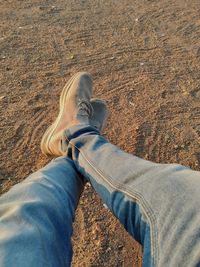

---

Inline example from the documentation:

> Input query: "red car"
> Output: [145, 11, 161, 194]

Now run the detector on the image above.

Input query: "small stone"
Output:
[174, 145, 179, 149]
[0, 96, 5, 101]
[129, 101, 135, 107]
[118, 244, 124, 250]
[181, 144, 185, 149]
[183, 90, 189, 96]
[103, 203, 108, 209]
[165, 134, 170, 142]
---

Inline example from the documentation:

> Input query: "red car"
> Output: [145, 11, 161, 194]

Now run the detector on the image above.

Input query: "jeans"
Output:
[0, 125, 200, 267]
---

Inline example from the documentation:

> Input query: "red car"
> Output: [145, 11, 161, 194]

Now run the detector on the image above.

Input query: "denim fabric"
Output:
[64, 125, 200, 267]
[0, 158, 83, 267]
[1, 124, 200, 267]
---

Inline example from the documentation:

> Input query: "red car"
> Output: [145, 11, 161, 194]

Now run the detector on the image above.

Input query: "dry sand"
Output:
[0, 0, 200, 266]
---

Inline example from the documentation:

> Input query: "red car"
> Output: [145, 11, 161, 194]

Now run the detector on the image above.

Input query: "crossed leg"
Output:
[64, 124, 200, 267]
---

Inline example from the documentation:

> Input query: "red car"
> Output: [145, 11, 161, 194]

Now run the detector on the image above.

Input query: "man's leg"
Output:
[64, 124, 200, 267]
[0, 157, 84, 267]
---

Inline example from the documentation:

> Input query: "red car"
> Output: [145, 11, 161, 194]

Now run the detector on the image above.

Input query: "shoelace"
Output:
[77, 99, 93, 118]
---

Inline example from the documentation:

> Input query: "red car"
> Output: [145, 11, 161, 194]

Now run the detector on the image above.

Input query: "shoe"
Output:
[41, 72, 108, 156]
[41, 72, 93, 156]
[90, 99, 108, 132]
[59, 99, 108, 157]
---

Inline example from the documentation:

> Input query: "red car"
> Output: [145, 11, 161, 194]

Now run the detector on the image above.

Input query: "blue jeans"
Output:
[0, 125, 200, 266]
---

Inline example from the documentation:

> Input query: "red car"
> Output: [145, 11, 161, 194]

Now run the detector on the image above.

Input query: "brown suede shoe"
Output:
[41, 72, 108, 156]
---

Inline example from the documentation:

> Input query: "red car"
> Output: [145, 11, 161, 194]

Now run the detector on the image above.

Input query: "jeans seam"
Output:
[69, 140, 159, 266]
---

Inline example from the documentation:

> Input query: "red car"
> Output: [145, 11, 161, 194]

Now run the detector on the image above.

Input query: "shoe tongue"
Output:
[77, 100, 93, 117]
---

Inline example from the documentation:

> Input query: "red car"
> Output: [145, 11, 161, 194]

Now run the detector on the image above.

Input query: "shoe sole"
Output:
[41, 72, 90, 155]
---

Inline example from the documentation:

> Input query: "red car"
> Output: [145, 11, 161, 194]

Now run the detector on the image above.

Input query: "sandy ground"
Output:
[0, 0, 200, 266]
